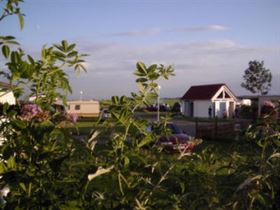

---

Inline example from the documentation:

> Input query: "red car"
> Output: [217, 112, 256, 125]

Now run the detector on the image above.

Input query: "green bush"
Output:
[1, 1, 279, 209]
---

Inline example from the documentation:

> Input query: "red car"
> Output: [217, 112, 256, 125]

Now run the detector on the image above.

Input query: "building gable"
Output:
[211, 85, 237, 101]
[181, 84, 225, 100]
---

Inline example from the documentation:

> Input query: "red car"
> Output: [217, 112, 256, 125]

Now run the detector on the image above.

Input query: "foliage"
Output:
[231, 107, 280, 210]
[239, 104, 256, 119]
[171, 102, 181, 113]
[1, 1, 280, 210]
[0, 0, 24, 28]
[241, 60, 272, 95]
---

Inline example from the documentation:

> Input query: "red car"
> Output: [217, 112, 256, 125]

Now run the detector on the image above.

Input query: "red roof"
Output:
[181, 84, 225, 100]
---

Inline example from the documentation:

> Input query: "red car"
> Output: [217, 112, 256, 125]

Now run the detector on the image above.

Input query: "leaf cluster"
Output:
[0, 37, 87, 105]
[241, 60, 272, 95]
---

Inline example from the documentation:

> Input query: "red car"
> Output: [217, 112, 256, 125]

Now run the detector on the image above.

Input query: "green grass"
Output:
[173, 114, 235, 122]
[66, 117, 99, 135]
[160, 98, 180, 106]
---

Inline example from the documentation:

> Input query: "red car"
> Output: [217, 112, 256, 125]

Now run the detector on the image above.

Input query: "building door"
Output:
[190, 102, 194, 117]
[229, 102, 234, 118]
[219, 102, 227, 118]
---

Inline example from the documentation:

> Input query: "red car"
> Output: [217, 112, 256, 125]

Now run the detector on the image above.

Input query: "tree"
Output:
[171, 102, 181, 113]
[241, 60, 272, 95]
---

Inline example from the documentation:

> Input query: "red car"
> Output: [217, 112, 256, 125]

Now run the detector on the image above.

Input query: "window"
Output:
[74, 104, 80, 110]
[217, 92, 223, 98]
[225, 92, 231, 98]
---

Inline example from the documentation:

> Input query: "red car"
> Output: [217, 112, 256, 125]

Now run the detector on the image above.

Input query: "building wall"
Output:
[182, 99, 236, 118]
[67, 100, 100, 117]
[193, 100, 212, 118]
[214, 100, 227, 118]
[214, 100, 236, 118]
[0, 91, 16, 145]
[181, 101, 190, 116]
[0, 91, 16, 105]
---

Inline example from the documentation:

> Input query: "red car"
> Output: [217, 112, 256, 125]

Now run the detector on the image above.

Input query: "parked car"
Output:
[151, 123, 194, 153]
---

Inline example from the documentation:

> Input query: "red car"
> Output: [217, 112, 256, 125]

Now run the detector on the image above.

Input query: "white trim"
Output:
[211, 85, 237, 102]
[211, 86, 224, 101]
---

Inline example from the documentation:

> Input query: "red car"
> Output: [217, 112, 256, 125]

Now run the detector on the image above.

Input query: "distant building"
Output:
[67, 100, 100, 117]
[0, 82, 16, 145]
[181, 84, 237, 118]
[238, 95, 280, 117]
[0, 82, 16, 105]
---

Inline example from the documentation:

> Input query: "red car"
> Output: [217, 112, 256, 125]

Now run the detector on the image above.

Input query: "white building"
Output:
[239, 95, 280, 117]
[181, 84, 238, 118]
[67, 100, 100, 117]
[0, 82, 16, 145]
[0, 82, 16, 105]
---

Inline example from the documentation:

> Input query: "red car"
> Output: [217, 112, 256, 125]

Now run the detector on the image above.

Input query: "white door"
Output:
[218, 102, 227, 118]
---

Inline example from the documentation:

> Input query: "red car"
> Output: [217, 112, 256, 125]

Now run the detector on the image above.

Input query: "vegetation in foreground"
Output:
[0, 1, 279, 209]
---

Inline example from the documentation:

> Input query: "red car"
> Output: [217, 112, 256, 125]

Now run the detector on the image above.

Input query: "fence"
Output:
[195, 118, 250, 140]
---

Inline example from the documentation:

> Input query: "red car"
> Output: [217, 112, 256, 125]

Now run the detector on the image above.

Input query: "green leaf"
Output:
[138, 135, 152, 148]
[7, 156, 16, 169]
[136, 62, 147, 75]
[74, 63, 86, 72]
[67, 43, 76, 52]
[27, 55, 34, 64]
[120, 96, 127, 104]
[13, 119, 27, 129]
[148, 72, 160, 80]
[124, 156, 130, 167]
[62, 40, 68, 51]
[147, 64, 157, 73]
[256, 194, 266, 206]
[112, 96, 119, 105]
[0, 162, 7, 173]
[18, 14, 24, 29]
[136, 78, 148, 83]
[1, 36, 16, 41]
[19, 183, 27, 192]
[53, 50, 66, 58]
[67, 51, 78, 57]
[118, 173, 124, 195]
[2, 45, 10, 58]
[273, 139, 280, 147]
[3, 103, 10, 114]
[11, 51, 20, 63]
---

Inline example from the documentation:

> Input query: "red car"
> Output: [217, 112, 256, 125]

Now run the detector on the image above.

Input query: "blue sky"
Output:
[1, 0, 280, 99]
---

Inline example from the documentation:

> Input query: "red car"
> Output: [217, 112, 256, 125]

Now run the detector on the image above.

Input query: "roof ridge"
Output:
[190, 83, 225, 87]
[181, 83, 226, 100]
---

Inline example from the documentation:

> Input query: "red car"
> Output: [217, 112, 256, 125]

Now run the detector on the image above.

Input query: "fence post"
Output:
[214, 117, 218, 138]
[195, 117, 198, 138]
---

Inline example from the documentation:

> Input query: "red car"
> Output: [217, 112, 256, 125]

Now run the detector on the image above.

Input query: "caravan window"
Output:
[74, 104, 80, 110]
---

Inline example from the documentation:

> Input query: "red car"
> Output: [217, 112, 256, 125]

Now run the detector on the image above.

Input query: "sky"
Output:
[1, 0, 280, 99]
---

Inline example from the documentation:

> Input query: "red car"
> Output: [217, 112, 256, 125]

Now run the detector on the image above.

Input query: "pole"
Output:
[157, 93, 160, 122]
[80, 90, 83, 101]
[157, 85, 161, 122]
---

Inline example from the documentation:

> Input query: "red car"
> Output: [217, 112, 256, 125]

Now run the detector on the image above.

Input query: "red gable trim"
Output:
[181, 84, 225, 100]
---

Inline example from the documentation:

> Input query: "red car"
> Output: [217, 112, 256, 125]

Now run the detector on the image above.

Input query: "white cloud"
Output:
[110, 24, 229, 37]
[110, 28, 161, 37]
[66, 39, 279, 99]
[169, 24, 229, 33]
[207, 24, 229, 31]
